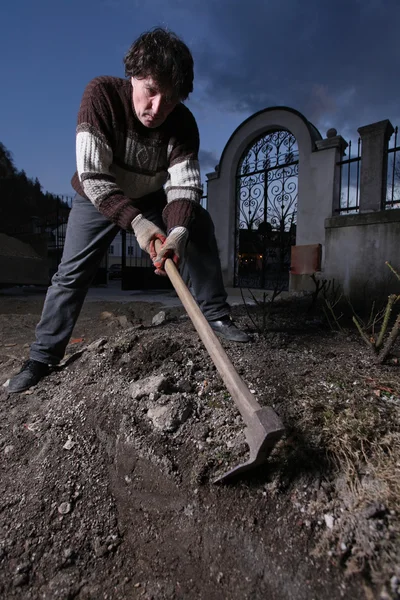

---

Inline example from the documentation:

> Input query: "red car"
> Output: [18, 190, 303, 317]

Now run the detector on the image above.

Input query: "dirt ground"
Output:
[0, 288, 399, 600]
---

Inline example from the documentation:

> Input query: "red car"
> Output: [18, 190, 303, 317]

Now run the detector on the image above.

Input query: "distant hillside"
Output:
[0, 141, 70, 232]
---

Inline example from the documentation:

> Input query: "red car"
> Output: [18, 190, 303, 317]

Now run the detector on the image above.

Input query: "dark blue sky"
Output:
[1, 0, 399, 195]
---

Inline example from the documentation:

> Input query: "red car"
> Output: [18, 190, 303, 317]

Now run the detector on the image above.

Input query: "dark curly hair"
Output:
[123, 27, 194, 100]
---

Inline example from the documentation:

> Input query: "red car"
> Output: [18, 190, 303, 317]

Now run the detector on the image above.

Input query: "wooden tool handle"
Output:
[154, 240, 261, 422]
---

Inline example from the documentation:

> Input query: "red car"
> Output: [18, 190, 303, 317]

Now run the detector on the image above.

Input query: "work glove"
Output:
[150, 226, 189, 276]
[131, 214, 166, 254]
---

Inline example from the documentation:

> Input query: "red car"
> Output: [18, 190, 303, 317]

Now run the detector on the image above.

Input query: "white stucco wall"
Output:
[206, 108, 397, 301]
[206, 107, 344, 287]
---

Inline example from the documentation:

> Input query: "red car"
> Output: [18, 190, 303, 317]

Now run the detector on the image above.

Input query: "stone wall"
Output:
[324, 210, 400, 303]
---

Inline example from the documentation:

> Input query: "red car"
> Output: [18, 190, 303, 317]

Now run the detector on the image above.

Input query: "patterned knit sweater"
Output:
[71, 76, 202, 232]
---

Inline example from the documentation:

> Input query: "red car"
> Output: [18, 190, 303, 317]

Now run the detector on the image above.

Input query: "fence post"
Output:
[315, 129, 348, 215]
[357, 120, 394, 212]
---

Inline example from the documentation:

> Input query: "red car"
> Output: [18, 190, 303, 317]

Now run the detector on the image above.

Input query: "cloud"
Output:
[198, 149, 219, 174]
[191, 0, 400, 135]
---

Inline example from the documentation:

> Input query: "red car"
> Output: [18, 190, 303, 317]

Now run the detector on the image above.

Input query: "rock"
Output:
[176, 379, 193, 393]
[93, 537, 109, 558]
[120, 352, 131, 364]
[63, 548, 75, 560]
[152, 311, 166, 326]
[15, 562, 31, 575]
[63, 436, 76, 451]
[390, 575, 400, 595]
[147, 395, 193, 432]
[100, 311, 114, 320]
[93, 534, 120, 558]
[130, 374, 170, 400]
[58, 502, 71, 515]
[87, 338, 107, 351]
[13, 573, 29, 587]
[117, 315, 130, 327]
[4, 444, 14, 455]
[324, 514, 334, 529]
[364, 503, 387, 519]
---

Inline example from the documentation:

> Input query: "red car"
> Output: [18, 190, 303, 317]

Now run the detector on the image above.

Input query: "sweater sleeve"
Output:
[162, 106, 203, 232]
[75, 78, 140, 230]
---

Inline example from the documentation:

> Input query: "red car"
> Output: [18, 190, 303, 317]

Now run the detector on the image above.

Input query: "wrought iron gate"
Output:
[235, 129, 299, 289]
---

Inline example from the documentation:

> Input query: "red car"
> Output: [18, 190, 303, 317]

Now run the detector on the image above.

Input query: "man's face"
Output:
[131, 76, 180, 128]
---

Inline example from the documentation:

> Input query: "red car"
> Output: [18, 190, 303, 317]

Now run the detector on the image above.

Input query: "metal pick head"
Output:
[213, 410, 284, 484]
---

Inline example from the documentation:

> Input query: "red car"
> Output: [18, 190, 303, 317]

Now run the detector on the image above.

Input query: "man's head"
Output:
[124, 28, 194, 128]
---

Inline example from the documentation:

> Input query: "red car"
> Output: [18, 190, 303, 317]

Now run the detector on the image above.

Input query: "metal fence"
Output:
[337, 138, 361, 214]
[200, 182, 208, 209]
[386, 125, 400, 209]
[42, 195, 73, 264]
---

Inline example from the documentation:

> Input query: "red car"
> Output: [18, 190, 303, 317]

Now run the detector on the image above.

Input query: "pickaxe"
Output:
[154, 240, 284, 483]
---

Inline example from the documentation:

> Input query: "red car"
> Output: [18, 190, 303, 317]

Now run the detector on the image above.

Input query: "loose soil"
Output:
[0, 290, 399, 600]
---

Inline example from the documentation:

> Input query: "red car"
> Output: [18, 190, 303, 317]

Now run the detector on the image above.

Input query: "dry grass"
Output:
[304, 377, 400, 588]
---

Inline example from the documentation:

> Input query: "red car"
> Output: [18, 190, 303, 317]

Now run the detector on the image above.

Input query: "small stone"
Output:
[87, 338, 107, 351]
[152, 311, 166, 326]
[147, 394, 193, 432]
[117, 315, 129, 327]
[134, 582, 141, 588]
[94, 543, 108, 558]
[15, 562, 31, 575]
[130, 374, 169, 400]
[324, 514, 334, 529]
[100, 311, 114, 320]
[4, 444, 14, 455]
[390, 575, 400, 593]
[13, 573, 29, 587]
[63, 436, 76, 450]
[58, 502, 71, 515]
[176, 379, 193, 393]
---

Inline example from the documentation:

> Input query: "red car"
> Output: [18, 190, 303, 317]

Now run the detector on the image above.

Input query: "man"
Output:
[8, 27, 249, 394]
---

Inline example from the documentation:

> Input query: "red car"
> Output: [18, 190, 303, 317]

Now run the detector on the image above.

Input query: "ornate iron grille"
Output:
[235, 130, 299, 289]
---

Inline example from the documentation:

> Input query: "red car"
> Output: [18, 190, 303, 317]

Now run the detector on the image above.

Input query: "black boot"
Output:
[7, 360, 51, 393]
[208, 316, 250, 342]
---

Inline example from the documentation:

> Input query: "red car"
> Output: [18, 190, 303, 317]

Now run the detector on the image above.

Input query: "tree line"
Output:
[0, 141, 70, 234]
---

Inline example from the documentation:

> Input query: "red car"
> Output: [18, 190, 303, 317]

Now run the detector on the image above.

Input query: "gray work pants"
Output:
[30, 193, 230, 365]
